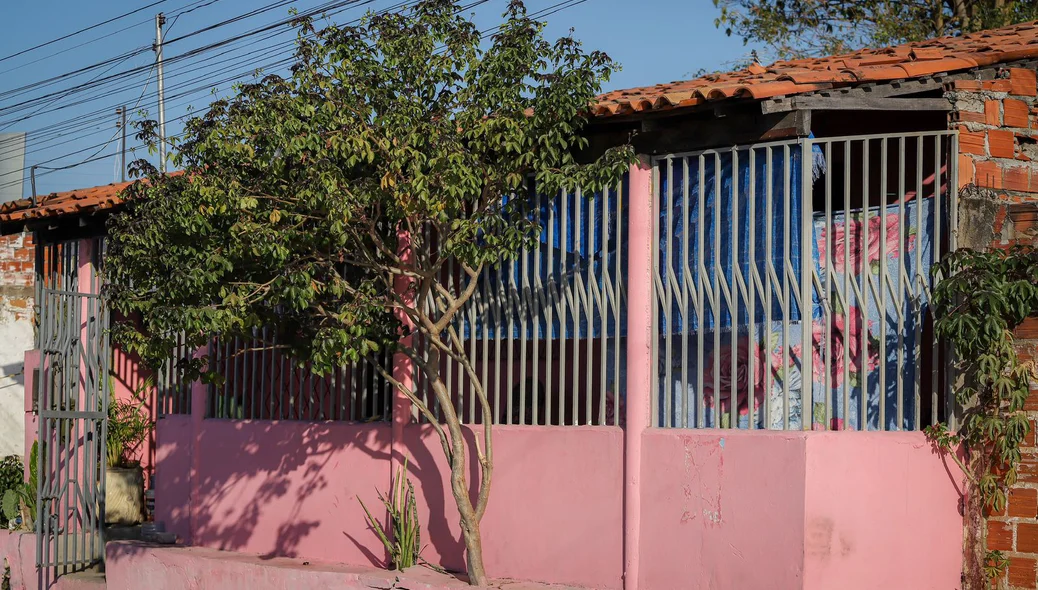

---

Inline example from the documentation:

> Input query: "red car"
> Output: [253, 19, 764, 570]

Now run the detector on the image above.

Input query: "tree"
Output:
[714, 0, 1038, 60]
[105, 0, 632, 585]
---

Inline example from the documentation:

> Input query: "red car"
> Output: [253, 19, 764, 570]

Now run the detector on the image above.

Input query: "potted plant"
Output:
[105, 382, 152, 526]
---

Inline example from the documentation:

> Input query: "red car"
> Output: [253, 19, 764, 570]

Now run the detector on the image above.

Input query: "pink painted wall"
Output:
[402, 424, 624, 590]
[636, 429, 964, 590]
[154, 416, 193, 543]
[153, 421, 624, 590]
[637, 429, 809, 590]
[801, 432, 963, 590]
[22, 349, 38, 480]
[185, 420, 392, 566]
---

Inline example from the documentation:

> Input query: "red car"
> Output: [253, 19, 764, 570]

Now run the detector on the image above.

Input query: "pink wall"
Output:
[186, 420, 392, 566]
[402, 424, 624, 589]
[638, 430, 809, 590]
[154, 420, 624, 590]
[636, 429, 964, 590]
[802, 432, 963, 590]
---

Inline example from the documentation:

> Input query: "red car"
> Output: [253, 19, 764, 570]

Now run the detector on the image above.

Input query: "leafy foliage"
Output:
[359, 457, 424, 571]
[1, 442, 39, 531]
[106, 381, 154, 469]
[926, 246, 1038, 584]
[105, 1, 631, 583]
[713, 0, 1038, 59]
[0, 455, 22, 529]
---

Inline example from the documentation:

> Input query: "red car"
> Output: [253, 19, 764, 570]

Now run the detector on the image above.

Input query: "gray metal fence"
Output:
[415, 183, 628, 426]
[652, 131, 956, 431]
[206, 331, 392, 422]
[34, 236, 109, 579]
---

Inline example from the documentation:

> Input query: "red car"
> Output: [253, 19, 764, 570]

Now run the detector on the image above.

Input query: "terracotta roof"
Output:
[0, 180, 132, 225]
[594, 20, 1038, 117]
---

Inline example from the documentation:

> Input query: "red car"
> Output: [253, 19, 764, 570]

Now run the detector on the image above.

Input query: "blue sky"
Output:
[0, 0, 753, 196]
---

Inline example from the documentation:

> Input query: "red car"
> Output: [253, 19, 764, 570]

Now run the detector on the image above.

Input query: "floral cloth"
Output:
[658, 196, 936, 430]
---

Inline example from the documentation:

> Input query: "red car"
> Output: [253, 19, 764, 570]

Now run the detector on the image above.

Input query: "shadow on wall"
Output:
[155, 421, 512, 572]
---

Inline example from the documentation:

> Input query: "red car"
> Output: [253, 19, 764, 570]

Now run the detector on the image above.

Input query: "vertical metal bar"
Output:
[586, 188, 595, 425]
[843, 140, 852, 430]
[748, 148, 758, 428]
[917, 136, 925, 430]
[932, 134, 942, 427]
[860, 140, 870, 430]
[714, 153, 723, 429]
[680, 158, 690, 428]
[730, 148, 740, 430]
[824, 141, 833, 429]
[948, 132, 959, 430]
[665, 159, 674, 428]
[599, 186, 609, 426]
[781, 144, 791, 430]
[571, 187, 582, 425]
[878, 136, 888, 431]
[557, 189, 566, 425]
[531, 190, 542, 426]
[546, 190, 555, 426]
[801, 138, 814, 431]
[613, 180, 623, 427]
[897, 137, 906, 430]
[707, 154, 719, 428]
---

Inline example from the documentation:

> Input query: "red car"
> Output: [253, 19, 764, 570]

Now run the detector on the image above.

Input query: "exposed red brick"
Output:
[1011, 68, 1038, 97]
[987, 100, 1003, 125]
[959, 154, 976, 187]
[1004, 166, 1030, 192]
[1019, 522, 1038, 553]
[955, 110, 988, 125]
[961, 130, 987, 155]
[989, 129, 1017, 158]
[985, 79, 1015, 93]
[989, 519, 1014, 551]
[1009, 556, 1037, 588]
[952, 79, 984, 91]
[975, 160, 1004, 189]
[1025, 423, 1037, 449]
[1009, 488, 1038, 518]
[1005, 98, 1031, 128]
[1017, 453, 1038, 483]
[1018, 317, 1038, 340]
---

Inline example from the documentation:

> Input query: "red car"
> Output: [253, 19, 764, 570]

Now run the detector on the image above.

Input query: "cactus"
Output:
[358, 457, 423, 571]
[1, 489, 18, 524]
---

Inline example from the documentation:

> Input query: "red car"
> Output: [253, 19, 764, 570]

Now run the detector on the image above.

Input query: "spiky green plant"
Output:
[2, 442, 39, 530]
[359, 457, 422, 570]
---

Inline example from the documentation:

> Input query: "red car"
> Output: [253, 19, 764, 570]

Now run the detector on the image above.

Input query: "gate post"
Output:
[624, 156, 654, 590]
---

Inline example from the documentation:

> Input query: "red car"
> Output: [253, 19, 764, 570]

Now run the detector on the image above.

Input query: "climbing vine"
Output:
[926, 245, 1038, 588]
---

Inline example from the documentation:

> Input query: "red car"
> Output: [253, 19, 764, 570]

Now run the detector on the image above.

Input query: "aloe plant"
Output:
[359, 457, 422, 571]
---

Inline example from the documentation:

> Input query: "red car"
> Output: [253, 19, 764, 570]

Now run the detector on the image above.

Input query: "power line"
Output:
[0, 1, 169, 65]
[7, 0, 589, 193]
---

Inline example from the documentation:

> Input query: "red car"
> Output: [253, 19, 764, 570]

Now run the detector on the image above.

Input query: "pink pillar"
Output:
[187, 344, 208, 545]
[624, 156, 654, 590]
[391, 229, 415, 474]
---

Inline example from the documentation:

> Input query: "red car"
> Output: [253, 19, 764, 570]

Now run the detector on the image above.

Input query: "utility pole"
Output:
[116, 107, 127, 182]
[154, 13, 167, 173]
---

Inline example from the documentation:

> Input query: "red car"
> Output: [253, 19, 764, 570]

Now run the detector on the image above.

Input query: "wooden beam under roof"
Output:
[762, 95, 954, 114]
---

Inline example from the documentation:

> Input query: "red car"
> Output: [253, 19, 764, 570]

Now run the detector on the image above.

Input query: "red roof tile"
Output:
[593, 20, 1038, 117]
[0, 181, 132, 225]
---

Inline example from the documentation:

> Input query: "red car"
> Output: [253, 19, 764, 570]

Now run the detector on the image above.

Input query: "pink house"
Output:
[13, 20, 1038, 590]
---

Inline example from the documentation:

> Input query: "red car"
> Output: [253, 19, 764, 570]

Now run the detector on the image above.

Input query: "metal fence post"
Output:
[624, 156, 654, 590]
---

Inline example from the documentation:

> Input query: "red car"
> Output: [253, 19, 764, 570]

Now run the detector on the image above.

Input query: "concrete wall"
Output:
[636, 429, 963, 590]
[153, 419, 624, 590]
[0, 231, 33, 458]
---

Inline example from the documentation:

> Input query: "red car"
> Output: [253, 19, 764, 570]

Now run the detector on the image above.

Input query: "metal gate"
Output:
[651, 130, 957, 431]
[35, 238, 109, 578]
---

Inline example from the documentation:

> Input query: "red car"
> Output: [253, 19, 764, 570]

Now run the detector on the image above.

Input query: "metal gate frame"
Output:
[34, 237, 108, 579]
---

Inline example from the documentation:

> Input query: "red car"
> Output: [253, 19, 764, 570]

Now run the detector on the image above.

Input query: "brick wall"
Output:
[950, 66, 1038, 590]
[0, 230, 33, 457]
